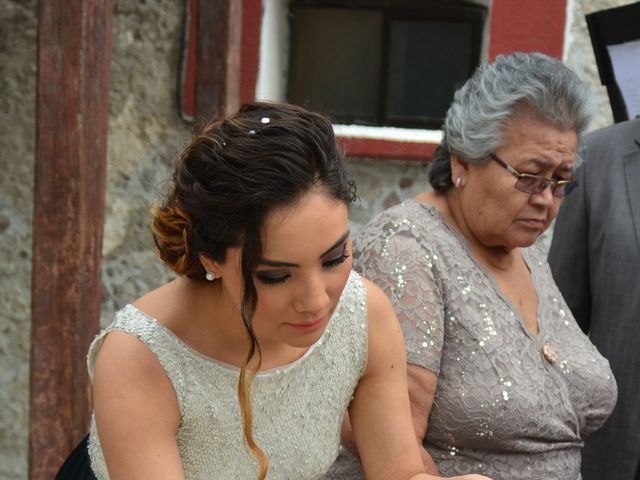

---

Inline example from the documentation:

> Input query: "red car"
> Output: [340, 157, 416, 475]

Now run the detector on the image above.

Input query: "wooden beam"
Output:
[30, 1, 113, 478]
[194, 0, 243, 124]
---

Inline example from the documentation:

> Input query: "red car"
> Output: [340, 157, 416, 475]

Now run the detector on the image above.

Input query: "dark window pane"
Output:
[289, 7, 382, 124]
[287, 2, 486, 128]
[386, 19, 474, 127]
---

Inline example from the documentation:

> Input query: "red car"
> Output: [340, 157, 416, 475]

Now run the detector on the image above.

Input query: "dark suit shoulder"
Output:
[584, 118, 640, 158]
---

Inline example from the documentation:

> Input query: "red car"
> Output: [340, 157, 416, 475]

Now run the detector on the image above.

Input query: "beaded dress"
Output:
[329, 200, 617, 480]
[87, 270, 368, 480]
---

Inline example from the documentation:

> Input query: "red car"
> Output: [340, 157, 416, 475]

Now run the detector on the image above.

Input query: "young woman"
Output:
[86, 102, 490, 480]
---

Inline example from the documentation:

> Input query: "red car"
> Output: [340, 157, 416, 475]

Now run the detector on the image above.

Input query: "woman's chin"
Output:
[497, 233, 541, 251]
[516, 234, 541, 249]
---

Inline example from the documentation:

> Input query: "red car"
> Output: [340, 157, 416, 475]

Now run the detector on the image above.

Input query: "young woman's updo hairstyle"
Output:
[153, 101, 355, 279]
[151, 102, 355, 478]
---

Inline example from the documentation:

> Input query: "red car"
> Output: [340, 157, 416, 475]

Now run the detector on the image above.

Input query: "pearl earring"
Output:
[205, 272, 216, 281]
[455, 177, 462, 188]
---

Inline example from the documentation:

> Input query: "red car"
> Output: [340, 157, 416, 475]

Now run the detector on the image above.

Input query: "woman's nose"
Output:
[293, 275, 330, 315]
[530, 184, 555, 206]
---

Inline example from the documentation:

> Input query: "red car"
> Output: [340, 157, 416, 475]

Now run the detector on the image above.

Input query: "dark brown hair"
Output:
[151, 102, 356, 478]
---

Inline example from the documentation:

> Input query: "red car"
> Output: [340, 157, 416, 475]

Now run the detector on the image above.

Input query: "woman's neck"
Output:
[161, 277, 253, 365]
[174, 277, 308, 371]
[418, 190, 519, 272]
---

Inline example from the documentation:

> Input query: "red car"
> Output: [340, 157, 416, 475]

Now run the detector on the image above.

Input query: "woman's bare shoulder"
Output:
[92, 328, 181, 429]
[92, 327, 182, 477]
[93, 329, 167, 387]
[128, 278, 197, 335]
[362, 277, 396, 328]
[361, 278, 405, 368]
[131, 279, 181, 320]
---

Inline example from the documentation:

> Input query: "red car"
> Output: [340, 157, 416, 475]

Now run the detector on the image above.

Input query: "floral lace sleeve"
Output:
[353, 205, 444, 374]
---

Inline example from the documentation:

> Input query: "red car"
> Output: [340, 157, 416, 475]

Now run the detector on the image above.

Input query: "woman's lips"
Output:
[286, 316, 327, 330]
[518, 218, 546, 228]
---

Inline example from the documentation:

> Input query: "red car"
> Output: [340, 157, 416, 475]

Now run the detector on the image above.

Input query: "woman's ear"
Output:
[199, 255, 221, 279]
[450, 153, 469, 188]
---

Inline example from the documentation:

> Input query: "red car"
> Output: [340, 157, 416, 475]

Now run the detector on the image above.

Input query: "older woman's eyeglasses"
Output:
[489, 153, 578, 197]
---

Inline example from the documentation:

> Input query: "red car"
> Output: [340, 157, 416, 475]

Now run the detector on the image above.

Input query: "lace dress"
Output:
[329, 200, 617, 480]
[87, 271, 368, 480]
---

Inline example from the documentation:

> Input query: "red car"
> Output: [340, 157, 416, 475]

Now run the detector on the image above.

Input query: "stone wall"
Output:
[0, 1, 36, 478]
[99, 0, 189, 325]
[0, 0, 636, 478]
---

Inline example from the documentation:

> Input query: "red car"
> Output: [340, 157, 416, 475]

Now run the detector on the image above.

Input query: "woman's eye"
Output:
[255, 272, 290, 285]
[323, 250, 350, 268]
[553, 175, 571, 182]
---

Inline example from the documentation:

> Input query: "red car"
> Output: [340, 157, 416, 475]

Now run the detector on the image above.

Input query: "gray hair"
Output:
[429, 52, 593, 191]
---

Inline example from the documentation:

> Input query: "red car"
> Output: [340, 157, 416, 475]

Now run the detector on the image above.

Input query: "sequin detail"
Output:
[88, 271, 368, 479]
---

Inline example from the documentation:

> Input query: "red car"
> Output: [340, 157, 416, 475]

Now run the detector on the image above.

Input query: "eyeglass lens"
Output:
[515, 176, 573, 197]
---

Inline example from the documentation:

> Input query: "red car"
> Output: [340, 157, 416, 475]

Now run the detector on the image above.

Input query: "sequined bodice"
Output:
[87, 271, 368, 480]
[332, 200, 617, 480]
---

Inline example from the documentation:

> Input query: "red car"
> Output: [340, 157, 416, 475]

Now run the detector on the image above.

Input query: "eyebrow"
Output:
[517, 158, 550, 169]
[518, 158, 575, 173]
[557, 164, 575, 174]
[257, 230, 350, 268]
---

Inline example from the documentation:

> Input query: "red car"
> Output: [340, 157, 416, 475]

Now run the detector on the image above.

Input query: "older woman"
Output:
[330, 53, 617, 480]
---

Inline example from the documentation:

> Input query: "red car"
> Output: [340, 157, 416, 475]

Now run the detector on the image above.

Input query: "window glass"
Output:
[288, 2, 486, 128]
[289, 7, 383, 124]
[387, 20, 473, 128]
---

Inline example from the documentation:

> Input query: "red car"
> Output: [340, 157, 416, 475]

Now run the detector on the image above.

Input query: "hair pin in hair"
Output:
[260, 117, 270, 124]
[248, 129, 256, 135]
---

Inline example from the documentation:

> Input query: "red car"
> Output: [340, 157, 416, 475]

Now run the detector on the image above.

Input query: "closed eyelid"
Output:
[257, 230, 350, 268]
[255, 269, 289, 278]
[519, 167, 572, 182]
[320, 231, 350, 258]
[256, 248, 349, 284]
[322, 241, 348, 261]
[556, 166, 575, 177]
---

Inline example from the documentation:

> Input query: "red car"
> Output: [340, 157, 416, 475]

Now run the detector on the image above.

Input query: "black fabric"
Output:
[55, 434, 97, 480]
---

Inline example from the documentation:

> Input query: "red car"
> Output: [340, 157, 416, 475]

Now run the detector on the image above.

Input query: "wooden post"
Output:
[30, 0, 113, 478]
[194, 0, 243, 123]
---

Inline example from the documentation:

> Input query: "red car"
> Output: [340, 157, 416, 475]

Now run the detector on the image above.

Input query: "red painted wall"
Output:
[489, 0, 567, 59]
[240, 0, 262, 104]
